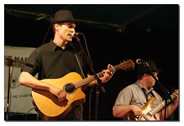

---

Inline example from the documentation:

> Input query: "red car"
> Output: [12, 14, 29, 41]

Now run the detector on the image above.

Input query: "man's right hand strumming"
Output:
[49, 86, 66, 102]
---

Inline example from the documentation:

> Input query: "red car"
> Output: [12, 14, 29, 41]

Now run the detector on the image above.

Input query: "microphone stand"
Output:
[75, 36, 106, 120]
[4, 56, 34, 120]
[142, 61, 173, 120]
[5, 57, 13, 120]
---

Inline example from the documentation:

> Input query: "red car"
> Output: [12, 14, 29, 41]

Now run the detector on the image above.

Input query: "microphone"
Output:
[136, 58, 150, 67]
[136, 58, 144, 64]
[72, 32, 82, 37]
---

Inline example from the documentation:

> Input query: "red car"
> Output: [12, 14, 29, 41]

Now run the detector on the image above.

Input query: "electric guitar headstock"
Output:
[111, 59, 135, 73]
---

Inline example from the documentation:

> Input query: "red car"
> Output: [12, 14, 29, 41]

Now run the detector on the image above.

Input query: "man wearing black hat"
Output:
[112, 60, 178, 120]
[19, 10, 113, 120]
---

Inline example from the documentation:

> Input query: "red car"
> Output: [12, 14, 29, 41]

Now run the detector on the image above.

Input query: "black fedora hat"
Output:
[52, 10, 75, 24]
[136, 60, 160, 75]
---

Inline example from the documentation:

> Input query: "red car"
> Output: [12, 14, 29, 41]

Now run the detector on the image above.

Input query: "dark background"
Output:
[4, 4, 179, 120]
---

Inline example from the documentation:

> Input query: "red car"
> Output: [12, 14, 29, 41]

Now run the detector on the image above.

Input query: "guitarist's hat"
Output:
[136, 60, 160, 75]
[52, 10, 75, 24]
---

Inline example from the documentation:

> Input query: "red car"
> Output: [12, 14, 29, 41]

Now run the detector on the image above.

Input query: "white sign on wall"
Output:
[4, 46, 37, 114]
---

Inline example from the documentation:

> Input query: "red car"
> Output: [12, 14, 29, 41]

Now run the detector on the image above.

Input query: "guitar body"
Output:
[32, 72, 85, 118]
[139, 97, 157, 120]
[127, 97, 157, 120]
[31, 59, 135, 119]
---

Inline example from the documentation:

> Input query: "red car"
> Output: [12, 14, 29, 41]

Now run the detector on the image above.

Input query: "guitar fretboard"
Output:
[74, 68, 114, 88]
[149, 94, 175, 116]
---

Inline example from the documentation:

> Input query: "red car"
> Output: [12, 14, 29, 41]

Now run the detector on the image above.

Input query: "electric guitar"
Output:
[127, 93, 176, 120]
[32, 59, 135, 118]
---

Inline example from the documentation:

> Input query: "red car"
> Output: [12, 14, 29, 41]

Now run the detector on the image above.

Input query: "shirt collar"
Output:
[136, 80, 154, 94]
[50, 40, 59, 52]
[50, 40, 71, 52]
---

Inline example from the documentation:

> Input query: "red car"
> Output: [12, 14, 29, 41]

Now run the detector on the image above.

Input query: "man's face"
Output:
[57, 22, 76, 42]
[145, 72, 158, 88]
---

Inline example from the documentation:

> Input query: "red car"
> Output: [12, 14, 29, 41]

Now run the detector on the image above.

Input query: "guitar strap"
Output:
[70, 41, 86, 79]
[142, 88, 148, 101]
[74, 53, 86, 79]
[142, 88, 155, 102]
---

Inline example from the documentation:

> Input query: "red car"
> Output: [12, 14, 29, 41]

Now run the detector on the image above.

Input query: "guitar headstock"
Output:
[113, 59, 135, 71]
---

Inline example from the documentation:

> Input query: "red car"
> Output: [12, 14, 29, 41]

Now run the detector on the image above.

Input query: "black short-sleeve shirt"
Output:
[23, 41, 89, 79]
[22, 41, 89, 120]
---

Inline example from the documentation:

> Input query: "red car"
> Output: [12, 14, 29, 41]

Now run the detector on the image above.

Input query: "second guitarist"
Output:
[113, 60, 179, 120]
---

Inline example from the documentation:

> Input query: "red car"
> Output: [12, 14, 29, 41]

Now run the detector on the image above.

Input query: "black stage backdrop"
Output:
[4, 4, 179, 120]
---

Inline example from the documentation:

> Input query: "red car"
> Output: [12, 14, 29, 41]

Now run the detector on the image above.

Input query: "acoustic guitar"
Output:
[32, 59, 135, 118]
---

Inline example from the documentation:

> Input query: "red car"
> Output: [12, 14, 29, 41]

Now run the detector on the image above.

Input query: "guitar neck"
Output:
[74, 59, 135, 88]
[149, 94, 176, 115]
[74, 67, 115, 88]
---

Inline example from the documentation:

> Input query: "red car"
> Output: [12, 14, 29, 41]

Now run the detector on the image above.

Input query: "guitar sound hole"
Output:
[64, 83, 76, 93]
